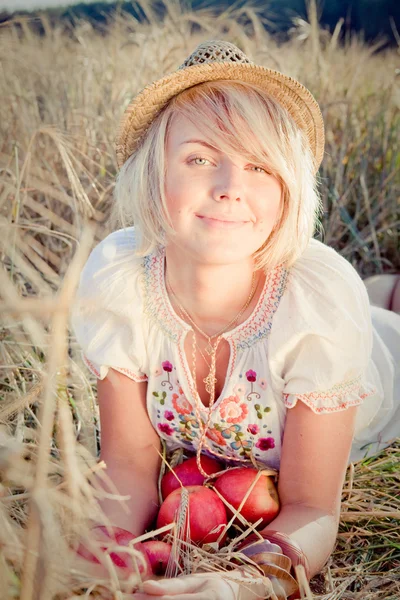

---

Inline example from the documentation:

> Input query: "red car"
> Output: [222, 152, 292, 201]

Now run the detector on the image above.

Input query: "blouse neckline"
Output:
[142, 245, 289, 349]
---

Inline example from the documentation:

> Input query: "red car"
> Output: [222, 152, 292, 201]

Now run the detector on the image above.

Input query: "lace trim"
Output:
[283, 377, 377, 414]
[142, 245, 289, 349]
[83, 355, 148, 383]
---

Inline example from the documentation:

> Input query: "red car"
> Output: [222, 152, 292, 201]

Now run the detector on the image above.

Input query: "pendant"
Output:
[205, 341, 214, 355]
[203, 372, 217, 394]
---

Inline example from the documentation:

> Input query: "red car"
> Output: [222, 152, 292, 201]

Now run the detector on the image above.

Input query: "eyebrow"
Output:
[179, 139, 218, 151]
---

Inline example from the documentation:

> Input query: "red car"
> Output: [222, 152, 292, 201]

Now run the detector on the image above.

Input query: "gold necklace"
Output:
[165, 271, 260, 477]
[166, 271, 258, 395]
[174, 303, 223, 369]
[168, 271, 257, 355]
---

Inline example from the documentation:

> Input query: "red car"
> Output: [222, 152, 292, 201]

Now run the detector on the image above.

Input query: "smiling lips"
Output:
[197, 215, 248, 229]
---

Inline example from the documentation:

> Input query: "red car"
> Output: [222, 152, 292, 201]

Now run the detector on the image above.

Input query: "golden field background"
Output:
[0, 1, 399, 598]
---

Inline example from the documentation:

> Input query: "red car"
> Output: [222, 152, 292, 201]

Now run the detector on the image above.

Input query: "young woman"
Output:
[72, 41, 400, 599]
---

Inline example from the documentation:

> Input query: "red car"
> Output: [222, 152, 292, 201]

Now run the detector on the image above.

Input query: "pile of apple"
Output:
[77, 455, 280, 581]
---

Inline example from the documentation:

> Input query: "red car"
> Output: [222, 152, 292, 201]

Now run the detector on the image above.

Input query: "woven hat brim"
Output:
[115, 62, 325, 173]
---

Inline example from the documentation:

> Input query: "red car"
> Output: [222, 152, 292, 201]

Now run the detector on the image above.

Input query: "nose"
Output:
[212, 163, 244, 202]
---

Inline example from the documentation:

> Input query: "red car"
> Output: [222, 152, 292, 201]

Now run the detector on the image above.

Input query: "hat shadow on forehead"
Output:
[115, 39, 325, 173]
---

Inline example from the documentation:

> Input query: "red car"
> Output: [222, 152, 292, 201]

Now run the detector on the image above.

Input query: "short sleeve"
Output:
[269, 239, 376, 414]
[70, 227, 148, 382]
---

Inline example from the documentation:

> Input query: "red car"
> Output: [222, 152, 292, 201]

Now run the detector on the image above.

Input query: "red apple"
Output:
[156, 485, 228, 545]
[142, 540, 173, 575]
[161, 455, 223, 499]
[76, 525, 151, 577]
[213, 467, 280, 528]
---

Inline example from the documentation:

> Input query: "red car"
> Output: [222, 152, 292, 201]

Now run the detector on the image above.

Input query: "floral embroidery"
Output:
[164, 410, 174, 421]
[233, 382, 246, 397]
[152, 390, 167, 405]
[259, 378, 268, 390]
[177, 414, 200, 443]
[220, 423, 241, 439]
[247, 424, 260, 435]
[172, 391, 193, 415]
[246, 370, 261, 401]
[161, 361, 173, 390]
[158, 423, 174, 435]
[255, 437, 275, 451]
[231, 438, 253, 454]
[150, 354, 277, 463]
[246, 369, 257, 382]
[206, 428, 227, 446]
[254, 403, 271, 419]
[219, 395, 249, 424]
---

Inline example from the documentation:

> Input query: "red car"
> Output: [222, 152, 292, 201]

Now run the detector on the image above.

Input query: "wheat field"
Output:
[0, 1, 399, 598]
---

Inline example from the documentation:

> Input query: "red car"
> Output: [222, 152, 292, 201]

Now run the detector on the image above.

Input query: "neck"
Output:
[165, 247, 263, 337]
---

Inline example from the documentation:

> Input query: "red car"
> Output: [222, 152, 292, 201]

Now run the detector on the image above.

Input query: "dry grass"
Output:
[0, 0, 399, 598]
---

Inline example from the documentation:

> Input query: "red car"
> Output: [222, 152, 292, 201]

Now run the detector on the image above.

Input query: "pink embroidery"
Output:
[224, 264, 288, 349]
[144, 247, 287, 350]
[83, 355, 147, 383]
[259, 378, 268, 390]
[247, 424, 260, 435]
[83, 356, 101, 378]
[283, 378, 377, 413]
[206, 428, 228, 446]
[219, 395, 249, 423]
[172, 392, 193, 415]
[255, 437, 275, 451]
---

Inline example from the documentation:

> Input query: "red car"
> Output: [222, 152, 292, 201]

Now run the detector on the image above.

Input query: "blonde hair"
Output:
[112, 80, 322, 270]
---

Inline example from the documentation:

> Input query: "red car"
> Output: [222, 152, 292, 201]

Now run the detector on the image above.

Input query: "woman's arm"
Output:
[261, 400, 358, 578]
[94, 368, 161, 535]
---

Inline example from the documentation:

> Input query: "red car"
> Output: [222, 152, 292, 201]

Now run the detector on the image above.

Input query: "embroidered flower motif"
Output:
[247, 424, 260, 435]
[164, 410, 174, 421]
[220, 424, 241, 439]
[158, 423, 174, 435]
[255, 437, 275, 451]
[153, 367, 163, 377]
[245, 370, 261, 402]
[259, 378, 268, 390]
[206, 428, 227, 446]
[172, 392, 193, 415]
[161, 361, 173, 390]
[219, 395, 248, 424]
[233, 382, 246, 397]
[246, 369, 257, 382]
[230, 439, 253, 454]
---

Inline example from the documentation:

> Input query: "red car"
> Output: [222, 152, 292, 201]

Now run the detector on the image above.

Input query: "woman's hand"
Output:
[129, 571, 274, 600]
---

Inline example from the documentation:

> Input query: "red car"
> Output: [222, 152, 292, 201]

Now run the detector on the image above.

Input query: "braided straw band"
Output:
[238, 531, 311, 581]
[115, 40, 325, 173]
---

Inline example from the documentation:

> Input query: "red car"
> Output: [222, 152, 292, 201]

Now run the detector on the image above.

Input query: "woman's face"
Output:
[164, 113, 283, 266]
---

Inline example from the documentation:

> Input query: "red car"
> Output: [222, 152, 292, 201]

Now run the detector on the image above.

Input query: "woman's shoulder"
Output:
[286, 238, 370, 319]
[78, 227, 142, 298]
[268, 238, 372, 347]
[293, 238, 364, 285]
[71, 227, 148, 382]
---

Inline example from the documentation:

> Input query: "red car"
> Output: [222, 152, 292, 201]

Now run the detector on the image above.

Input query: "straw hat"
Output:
[115, 40, 325, 173]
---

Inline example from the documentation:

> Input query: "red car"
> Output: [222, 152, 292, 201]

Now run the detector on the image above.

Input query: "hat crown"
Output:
[179, 40, 252, 69]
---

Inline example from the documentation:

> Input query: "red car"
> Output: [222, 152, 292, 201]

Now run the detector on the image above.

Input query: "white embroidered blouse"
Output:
[71, 227, 396, 469]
